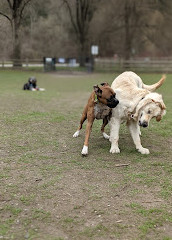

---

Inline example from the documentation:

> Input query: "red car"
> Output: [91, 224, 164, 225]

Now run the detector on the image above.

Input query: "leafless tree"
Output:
[99, 0, 170, 60]
[62, 0, 100, 66]
[0, 0, 32, 66]
[0, 0, 172, 62]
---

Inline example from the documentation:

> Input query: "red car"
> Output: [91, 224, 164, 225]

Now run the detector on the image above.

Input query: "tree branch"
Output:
[76, 0, 83, 35]
[0, 11, 13, 31]
[6, 0, 12, 9]
[62, 0, 78, 36]
[0, 11, 11, 22]
[19, 0, 32, 25]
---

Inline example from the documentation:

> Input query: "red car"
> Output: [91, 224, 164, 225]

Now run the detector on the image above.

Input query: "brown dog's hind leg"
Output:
[79, 112, 87, 130]
[101, 117, 110, 139]
[73, 106, 87, 137]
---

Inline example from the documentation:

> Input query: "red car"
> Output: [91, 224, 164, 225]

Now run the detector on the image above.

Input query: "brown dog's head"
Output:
[93, 82, 119, 108]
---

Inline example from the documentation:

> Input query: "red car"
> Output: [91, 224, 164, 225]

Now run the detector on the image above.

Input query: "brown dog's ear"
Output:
[156, 115, 162, 122]
[93, 85, 102, 97]
[100, 82, 109, 86]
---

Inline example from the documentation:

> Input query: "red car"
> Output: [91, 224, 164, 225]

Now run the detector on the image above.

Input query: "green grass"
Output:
[0, 69, 172, 240]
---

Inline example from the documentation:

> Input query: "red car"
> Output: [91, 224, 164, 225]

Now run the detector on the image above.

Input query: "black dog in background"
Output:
[23, 77, 45, 91]
[23, 76, 37, 90]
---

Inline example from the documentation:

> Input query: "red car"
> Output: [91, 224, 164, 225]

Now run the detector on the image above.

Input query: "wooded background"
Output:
[0, 0, 172, 65]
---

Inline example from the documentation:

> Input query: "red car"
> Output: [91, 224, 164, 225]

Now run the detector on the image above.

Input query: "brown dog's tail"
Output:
[142, 75, 166, 92]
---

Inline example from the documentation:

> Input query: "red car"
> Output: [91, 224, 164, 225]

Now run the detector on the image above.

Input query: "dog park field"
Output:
[0, 70, 172, 240]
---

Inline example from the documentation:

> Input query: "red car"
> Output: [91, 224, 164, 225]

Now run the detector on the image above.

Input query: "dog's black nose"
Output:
[142, 121, 148, 128]
[107, 99, 119, 108]
[114, 99, 119, 107]
[116, 99, 119, 105]
[139, 120, 148, 127]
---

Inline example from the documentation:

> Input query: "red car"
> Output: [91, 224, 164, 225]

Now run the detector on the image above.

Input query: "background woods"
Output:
[0, 0, 172, 63]
[0, 0, 33, 66]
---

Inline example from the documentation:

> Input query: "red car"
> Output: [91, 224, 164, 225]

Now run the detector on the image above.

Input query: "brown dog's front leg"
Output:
[81, 113, 95, 156]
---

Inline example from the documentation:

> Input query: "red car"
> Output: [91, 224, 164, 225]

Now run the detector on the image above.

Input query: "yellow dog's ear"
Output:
[160, 102, 166, 110]
[133, 99, 154, 120]
[154, 100, 166, 121]
[156, 115, 162, 122]
[152, 99, 166, 110]
[153, 100, 166, 122]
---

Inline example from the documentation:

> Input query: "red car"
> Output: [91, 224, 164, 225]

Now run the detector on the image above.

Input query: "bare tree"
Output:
[62, 0, 100, 66]
[0, 0, 171, 62]
[120, 0, 172, 60]
[0, 0, 32, 66]
[144, 0, 172, 56]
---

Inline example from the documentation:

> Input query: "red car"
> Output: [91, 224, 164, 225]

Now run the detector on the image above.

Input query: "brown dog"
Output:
[73, 83, 119, 155]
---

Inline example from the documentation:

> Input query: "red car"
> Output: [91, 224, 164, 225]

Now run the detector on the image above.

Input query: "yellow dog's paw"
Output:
[110, 146, 120, 154]
[138, 147, 150, 154]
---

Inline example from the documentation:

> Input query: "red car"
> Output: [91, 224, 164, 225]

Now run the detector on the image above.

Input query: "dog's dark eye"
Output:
[148, 110, 151, 114]
[140, 113, 143, 117]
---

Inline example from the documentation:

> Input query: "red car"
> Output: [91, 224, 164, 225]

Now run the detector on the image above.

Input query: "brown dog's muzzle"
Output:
[107, 95, 119, 108]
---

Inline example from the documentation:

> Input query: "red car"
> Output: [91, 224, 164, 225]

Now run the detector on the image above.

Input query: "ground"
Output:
[0, 70, 172, 240]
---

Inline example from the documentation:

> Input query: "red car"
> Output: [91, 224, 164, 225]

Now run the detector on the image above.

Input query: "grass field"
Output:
[0, 69, 172, 240]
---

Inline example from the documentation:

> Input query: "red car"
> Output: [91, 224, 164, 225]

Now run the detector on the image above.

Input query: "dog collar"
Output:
[94, 95, 98, 103]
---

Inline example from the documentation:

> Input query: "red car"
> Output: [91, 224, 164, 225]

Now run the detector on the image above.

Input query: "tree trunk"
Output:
[124, 2, 131, 61]
[123, 1, 132, 70]
[79, 40, 86, 67]
[13, 31, 22, 67]
[13, 18, 22, 67]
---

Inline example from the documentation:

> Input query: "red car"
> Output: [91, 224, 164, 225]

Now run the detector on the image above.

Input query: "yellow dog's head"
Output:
[132, 93, 166, 128]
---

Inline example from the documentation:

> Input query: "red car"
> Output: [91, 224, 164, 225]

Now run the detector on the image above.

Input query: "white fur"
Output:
[39, 88, 45, 91]
[81, 145, 88, 155]
[31, 88, 45, 91]
[73, 130, 80, 138]
[102, 132, 110, 139]
[110, 71, 166, 155]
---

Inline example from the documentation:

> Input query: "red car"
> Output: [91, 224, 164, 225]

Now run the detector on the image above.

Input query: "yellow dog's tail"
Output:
[142, 75, 166, 91]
